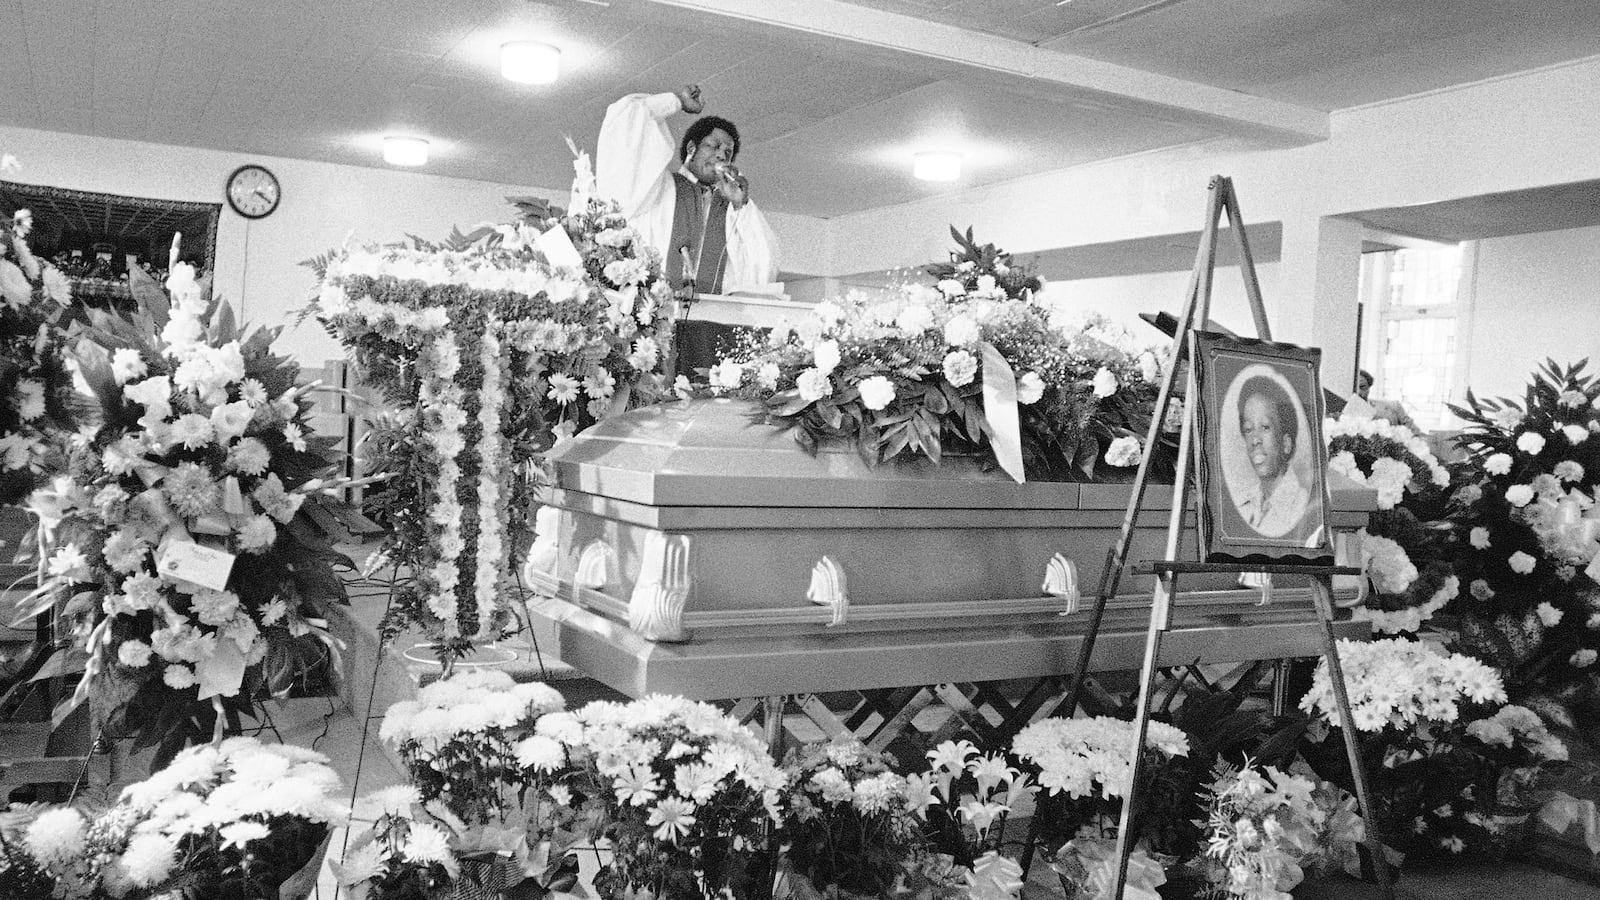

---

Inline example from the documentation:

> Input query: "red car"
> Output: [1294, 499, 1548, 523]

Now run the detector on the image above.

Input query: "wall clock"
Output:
[225, 164, 280, 219]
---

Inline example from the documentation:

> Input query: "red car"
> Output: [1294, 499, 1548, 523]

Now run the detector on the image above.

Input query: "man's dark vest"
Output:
[665, 173, 729, 295]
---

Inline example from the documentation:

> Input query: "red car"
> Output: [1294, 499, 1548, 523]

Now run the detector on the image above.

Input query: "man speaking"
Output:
[596, 84, 779, 296]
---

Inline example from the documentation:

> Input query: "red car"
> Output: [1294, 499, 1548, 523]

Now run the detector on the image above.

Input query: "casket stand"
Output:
[524, 398, 1375, 746]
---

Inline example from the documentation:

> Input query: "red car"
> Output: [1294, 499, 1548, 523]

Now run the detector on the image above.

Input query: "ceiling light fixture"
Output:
[383, 136, 430, 166]
[913, 152, 962, 182]
[502, 41, 561, 84]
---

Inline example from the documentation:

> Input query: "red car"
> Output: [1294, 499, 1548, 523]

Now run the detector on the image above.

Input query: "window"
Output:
[1356, 244, 1466, 430]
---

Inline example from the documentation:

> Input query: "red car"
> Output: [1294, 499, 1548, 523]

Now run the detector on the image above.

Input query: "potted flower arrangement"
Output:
[1324, 415, 1457, 635]
[0, 736, 343, 900]
[1192, 761, 1364, 900]
[1009, 715, 1189, 898]
[1445, 360, 1600, 725]
[705, 229, 1161, 481]
[351, 668, 581, 899]
[24, 263, 356, 768]
[565, 695, 788, 900]
[911, 737, 1037, 900]
[1292, 637, 1571, 862]
[774, 738, 933, 898]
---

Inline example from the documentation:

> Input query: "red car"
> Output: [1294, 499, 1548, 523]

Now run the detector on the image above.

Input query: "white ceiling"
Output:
[3, 0, 1599, 219]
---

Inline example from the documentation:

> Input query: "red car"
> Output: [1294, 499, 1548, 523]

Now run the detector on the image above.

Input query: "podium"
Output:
[671, 291, 807, 378]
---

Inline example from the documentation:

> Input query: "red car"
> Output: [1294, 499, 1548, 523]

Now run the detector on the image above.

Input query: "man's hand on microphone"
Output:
[713, 162, 749, 208]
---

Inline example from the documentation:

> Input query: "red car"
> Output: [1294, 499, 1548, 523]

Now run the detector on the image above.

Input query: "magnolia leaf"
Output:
[770, 389, 812, 418]
[126, 265, 171, 324]
[196, 638, 247, 700]
[207, 297, 237, 343]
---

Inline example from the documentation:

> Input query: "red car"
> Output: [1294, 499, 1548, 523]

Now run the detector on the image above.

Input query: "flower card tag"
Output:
[157, 540, 236, 592]
[537, 224, 584, 270]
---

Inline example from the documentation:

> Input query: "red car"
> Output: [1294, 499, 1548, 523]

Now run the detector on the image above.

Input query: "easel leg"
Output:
[1111, 571, 1174, 896]
[761, 695, 785, 754]
[1310, 576, 1394, 899]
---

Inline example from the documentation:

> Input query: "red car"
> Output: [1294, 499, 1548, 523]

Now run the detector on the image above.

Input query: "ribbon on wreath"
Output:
[978, 341, 1025, 484]
[1539, 791, 1600, 854]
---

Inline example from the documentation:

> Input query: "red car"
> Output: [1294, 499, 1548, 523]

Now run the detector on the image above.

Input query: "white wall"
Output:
[0, 125, 561, 366]
[1466, 225, 1600, 401]
[1043, 262, 1280, 345]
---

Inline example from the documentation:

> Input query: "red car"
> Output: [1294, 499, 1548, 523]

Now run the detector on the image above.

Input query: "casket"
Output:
[524, 398, 1376, 700]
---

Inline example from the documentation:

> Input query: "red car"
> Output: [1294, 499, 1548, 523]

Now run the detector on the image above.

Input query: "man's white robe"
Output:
[596, 92, 779, 290]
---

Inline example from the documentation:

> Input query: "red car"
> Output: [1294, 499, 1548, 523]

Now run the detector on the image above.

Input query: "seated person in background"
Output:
[1233, 375, 1319, 543]
[596, 84, 779, 297]
[1356, 369, 1420, 432]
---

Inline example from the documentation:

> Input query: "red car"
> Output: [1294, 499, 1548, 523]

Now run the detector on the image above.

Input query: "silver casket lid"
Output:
[547, 397, 1375, 513]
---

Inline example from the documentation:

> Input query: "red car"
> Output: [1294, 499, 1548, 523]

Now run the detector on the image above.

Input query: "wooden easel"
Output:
[1061, 177, 1393, 898]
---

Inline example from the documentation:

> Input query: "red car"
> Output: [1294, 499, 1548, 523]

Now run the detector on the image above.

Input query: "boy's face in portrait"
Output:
[1240, 393, 1292, 482]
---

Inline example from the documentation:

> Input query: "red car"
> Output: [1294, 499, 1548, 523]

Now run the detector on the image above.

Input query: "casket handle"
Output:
[808, 556, 850, 627]
[1044, 553, 1080, 615]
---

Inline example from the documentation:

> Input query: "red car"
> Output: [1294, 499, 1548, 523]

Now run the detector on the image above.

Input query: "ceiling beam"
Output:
[638, 0, 1329, 143]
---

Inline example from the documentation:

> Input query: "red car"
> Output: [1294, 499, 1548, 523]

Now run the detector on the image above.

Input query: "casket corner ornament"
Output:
[627, 531, 693, 642]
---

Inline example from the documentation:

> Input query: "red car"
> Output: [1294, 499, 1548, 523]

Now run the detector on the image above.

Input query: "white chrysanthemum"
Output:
[1091, 367, 1118, 398]
[796, 367, 832, 402]
[236, 514, 277, 553]
[942, 350, 977, 387]
[24, 807, 87, 867]
[111, 348, 148, 385]
[1016, 371, 1045, 405]
[857, 375, 896, 411]
[402, 822, 455, 866]
[219, 821, 270, 850]
[1484, 452, 1513, 475]
[1103, 435, 1142, 468]
[1516, 431, 1546, 456]
[120, 831, 180, 886]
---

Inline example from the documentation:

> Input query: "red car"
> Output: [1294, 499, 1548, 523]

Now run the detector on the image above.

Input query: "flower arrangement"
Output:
[347, 670, 584, 899]
[333, 789, 461, 900]
[923, 225, 1044, 303]
[308, 180, 671, 658]
[910, 738, 1036, 899]
[1194, 762, 1363, 900]
[0, 737, 343, 900]
[24, 263, 354, 767]
[565, 695, 788, 900]
[1298, 638, 1505, 733]
[1, 200, 77, 504]
[1446, 360, 1600, 724]
[95, 737, 342, 898]
[1292, 638, 1577, 860]
[706, 229, 1160, 480]
[776, 738, 928, 897]
[1325, 415, 1458, 634]
[380, 669, 568, 824]
[1010, 715, 1189, 897]
[1012, 715, 1190, 804]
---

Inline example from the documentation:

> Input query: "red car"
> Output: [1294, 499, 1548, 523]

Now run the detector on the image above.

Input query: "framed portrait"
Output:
[1190, 331, 1333, 565]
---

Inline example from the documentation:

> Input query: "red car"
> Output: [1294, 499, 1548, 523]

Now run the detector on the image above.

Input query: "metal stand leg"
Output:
[1110, 571, 1174, 896]
[761, 695, 785, 754]
[1310, 575, 1394, 900]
